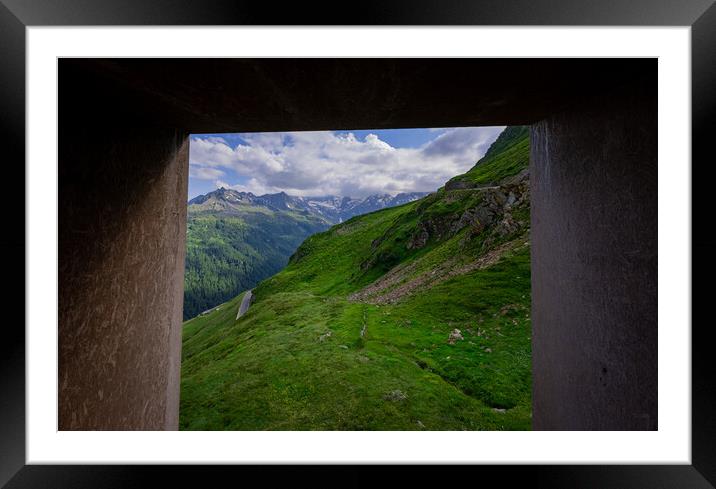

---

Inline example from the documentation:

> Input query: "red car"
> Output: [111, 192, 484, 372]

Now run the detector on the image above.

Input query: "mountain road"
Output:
[236, 290, 253, 320]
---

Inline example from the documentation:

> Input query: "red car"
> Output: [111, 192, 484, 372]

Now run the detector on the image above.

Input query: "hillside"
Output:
[184, 189, 427, 319]
[184, 206, 328, 320]
[445, 125, 529, 190]
[180, 126, 531, 430]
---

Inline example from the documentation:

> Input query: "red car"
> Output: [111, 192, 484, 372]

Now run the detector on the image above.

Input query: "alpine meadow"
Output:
[180, 126, 532, 430]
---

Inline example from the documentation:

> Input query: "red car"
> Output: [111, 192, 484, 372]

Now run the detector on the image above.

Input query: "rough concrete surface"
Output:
[58, 127, 189, 430]
[530, 84, 658, 430]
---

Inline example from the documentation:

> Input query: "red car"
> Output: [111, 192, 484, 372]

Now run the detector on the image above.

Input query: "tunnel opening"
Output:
[58, 58, 657, 431]
[179, 125, 533, 430]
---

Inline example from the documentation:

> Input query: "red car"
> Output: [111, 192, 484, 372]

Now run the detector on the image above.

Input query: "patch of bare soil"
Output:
[348, 258, 422, 302]
[349, 236, 528, 305]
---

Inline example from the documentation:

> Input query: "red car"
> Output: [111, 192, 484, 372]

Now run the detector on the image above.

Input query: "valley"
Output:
[180, 126, 532, 430]
[183, 189, 427, 319]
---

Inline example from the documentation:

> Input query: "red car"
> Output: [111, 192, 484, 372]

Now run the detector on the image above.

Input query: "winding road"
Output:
[236, 290, 253, 320]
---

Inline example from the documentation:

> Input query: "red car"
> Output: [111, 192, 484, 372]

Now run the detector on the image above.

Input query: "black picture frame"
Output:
[1, 0, 714, 487]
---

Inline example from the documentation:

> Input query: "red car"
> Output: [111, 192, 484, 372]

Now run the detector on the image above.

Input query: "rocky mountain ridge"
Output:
[188, 188, 429, 224]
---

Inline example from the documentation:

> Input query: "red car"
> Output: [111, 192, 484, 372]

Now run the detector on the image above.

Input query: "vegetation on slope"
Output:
[445, 125, 529, 189]
[180, 126, 532, 430]
[183, 206, 328, 320]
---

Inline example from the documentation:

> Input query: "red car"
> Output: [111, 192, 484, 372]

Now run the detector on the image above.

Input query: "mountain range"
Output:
[188, 189, 429, 224]
[183, 188, 428, 319]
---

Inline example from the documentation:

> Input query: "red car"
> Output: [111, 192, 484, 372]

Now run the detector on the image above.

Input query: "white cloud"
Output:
[364, 133, 395, 151]
[189, 166, 225, 180]
[189, 127, 504, 198]
[218, 177, 284, 196]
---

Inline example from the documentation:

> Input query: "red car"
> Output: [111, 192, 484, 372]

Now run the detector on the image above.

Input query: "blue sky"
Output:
[188, 126, 504, 200]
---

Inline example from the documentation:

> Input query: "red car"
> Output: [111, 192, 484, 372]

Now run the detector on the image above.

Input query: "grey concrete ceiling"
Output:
[60, 58, 655, 134]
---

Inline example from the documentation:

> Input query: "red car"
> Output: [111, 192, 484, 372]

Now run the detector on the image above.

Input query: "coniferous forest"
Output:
[183, 208, 329, 319]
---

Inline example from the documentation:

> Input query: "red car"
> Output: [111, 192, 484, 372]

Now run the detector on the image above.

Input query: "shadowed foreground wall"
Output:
[59, 127, 189, 430]
[530, 85, 657, 430]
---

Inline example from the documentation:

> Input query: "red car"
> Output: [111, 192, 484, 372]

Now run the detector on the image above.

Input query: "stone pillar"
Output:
[59, 127, 189, 430]
[530, 82, 657, 430]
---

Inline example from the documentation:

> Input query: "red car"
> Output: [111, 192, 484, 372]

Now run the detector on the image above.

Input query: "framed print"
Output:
[2, 0, 714, 487]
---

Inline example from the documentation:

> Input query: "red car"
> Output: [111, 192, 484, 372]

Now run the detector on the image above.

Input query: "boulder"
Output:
[447, 328, 464, 345]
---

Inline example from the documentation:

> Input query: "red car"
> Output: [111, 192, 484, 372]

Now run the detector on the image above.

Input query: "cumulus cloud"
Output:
[422, 127, 498, 157]
[189, 166, 225, 180]
[189, 126, 504, 198]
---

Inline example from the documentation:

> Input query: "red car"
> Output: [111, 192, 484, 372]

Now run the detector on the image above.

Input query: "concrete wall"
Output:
[58, 127, 189, 430]
[530, 85, 657, 430]
[56, 59, 656, 431]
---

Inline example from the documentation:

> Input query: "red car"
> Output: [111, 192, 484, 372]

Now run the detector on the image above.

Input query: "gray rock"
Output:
[447, 328, 464, 345]
[383, 389, 408, 402]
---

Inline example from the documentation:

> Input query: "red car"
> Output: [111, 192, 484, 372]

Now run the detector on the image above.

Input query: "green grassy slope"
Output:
[180, 127, 532, 430]
[445, 125, 529, 189]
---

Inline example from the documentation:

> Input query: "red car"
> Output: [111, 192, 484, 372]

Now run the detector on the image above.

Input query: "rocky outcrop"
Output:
[406, 216, 455, 249]
[444, 179, 477, 191]
[407, 169, 529, 251]
[350, 169, 530, 305]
